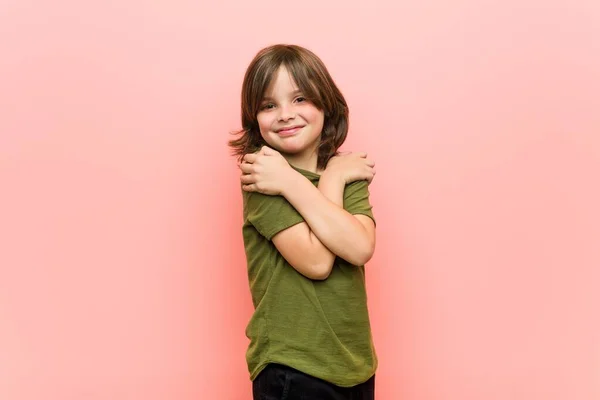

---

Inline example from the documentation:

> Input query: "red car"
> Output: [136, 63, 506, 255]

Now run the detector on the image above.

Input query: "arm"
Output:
[269, 172, 343, 280]
[241, 147, 375, 278]
[280, 169, 375, 267]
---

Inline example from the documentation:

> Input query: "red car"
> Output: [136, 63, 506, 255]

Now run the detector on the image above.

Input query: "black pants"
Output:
[252, 363, 375, 400]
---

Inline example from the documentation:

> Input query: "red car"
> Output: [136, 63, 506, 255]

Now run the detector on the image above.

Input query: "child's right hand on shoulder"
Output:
[239, 146, 296, 195]
[325, 152, 376, 184]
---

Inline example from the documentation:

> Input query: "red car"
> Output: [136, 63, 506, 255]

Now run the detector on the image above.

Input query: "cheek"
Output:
[307, 109, 325, 130]
[256, 114, 271, 134]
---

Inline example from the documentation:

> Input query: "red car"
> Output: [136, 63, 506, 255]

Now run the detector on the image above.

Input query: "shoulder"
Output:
[243, 190, 302, 220]
[343, 180, 375, 220]
[243, 189, 287, 209]
[344, 179, 371, 199]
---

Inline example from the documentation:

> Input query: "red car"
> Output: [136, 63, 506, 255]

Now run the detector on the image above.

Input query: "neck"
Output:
[284, 151, 321, 174]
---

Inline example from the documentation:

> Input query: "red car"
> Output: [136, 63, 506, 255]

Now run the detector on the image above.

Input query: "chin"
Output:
[273, 146, 300, 156]
[263, 138, 298, 153]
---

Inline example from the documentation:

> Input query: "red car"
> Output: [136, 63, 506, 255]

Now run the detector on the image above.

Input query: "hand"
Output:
[239, 146, 296, 195]
[325, 151, 376, 184]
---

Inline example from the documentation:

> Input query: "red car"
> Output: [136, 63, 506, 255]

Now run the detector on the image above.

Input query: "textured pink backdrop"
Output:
[1, 1, 599, 399]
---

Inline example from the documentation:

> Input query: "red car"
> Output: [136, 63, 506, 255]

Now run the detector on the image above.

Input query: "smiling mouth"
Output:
[277, 126, 304, 135]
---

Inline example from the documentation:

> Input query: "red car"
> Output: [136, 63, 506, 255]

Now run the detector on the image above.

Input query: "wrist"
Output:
[321, 168, 346, 186]
[280, 169, 305, 197]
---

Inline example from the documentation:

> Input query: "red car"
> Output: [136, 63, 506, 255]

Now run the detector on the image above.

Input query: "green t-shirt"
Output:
[241, 166, 378, 387]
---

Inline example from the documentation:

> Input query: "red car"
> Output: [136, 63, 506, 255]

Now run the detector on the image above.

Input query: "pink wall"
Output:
[1, 1, 599, 399]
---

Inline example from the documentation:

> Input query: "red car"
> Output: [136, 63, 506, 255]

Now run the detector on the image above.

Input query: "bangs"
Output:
[283, 59, 324, 109]
[248, 52, 326, 116]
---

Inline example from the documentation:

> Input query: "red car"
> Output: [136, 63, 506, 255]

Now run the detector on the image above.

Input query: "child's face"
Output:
[256, 66, 324, 163]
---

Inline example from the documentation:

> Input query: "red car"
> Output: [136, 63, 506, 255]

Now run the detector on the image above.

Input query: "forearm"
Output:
[283, 170, 371, 266]
[304, 171, 347, 268]
[307, 169, 346, 269]
[317, 169, 344, 207]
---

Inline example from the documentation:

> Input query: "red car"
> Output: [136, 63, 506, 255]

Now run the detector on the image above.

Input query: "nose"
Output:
[277, 103, 296, 122]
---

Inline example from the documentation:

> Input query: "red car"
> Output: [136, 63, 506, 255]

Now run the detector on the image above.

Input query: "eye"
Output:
[260, 103, 275, 111]
[295, 96, 306, 103]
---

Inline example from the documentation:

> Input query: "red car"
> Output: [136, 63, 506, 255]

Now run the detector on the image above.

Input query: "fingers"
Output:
[240, 173, 255, 184]
[244, 146, 277, 163]
[239, 161, 253, 174]
[340, 151, 366, 158]
[240, 169, 256, 192]
[239, 157, 255, 186]
[239, 159, 256, 184]
[365, 166, 376, 183]
[259, 145, 278, 155]
[260, 146, 271, 155]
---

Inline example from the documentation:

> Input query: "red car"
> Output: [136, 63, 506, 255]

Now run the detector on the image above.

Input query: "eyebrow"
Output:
[261, 89, 303, 101]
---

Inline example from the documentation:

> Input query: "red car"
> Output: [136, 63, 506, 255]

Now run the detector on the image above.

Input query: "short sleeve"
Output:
[243, 190, 305, 240]
[343, 180, 376, 225]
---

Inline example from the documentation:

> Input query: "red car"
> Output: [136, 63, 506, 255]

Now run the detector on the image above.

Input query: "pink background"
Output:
[1, 1, 599, 399]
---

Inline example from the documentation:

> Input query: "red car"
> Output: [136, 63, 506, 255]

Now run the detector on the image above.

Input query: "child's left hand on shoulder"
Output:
[239, 146, 295, 195]
[325, 151, 376, 185]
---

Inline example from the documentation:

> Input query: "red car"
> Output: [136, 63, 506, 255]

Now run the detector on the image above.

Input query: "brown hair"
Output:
[228, 44, 349, 171]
